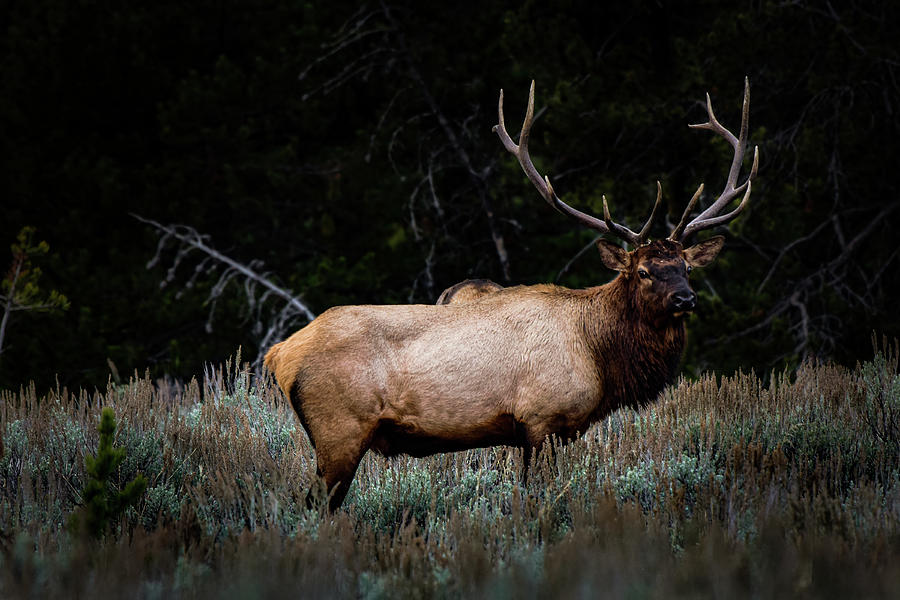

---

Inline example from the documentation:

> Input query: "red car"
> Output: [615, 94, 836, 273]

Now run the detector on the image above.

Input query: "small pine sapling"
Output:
[70, 407, 148, 538]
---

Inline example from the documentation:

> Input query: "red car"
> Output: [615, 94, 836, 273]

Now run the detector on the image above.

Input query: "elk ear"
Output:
[684, 235, 725, 268]
[596, 239, 631, 272]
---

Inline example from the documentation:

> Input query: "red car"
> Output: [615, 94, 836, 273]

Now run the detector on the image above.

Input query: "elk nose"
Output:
[671, 290, 697, 312]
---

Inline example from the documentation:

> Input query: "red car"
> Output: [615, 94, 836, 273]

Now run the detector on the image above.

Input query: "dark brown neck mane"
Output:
[583, 274, 687, 416]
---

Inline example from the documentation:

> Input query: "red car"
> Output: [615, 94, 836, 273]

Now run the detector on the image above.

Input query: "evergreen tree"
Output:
[0, 226, 69, 362]
[70, 408, 147, 539]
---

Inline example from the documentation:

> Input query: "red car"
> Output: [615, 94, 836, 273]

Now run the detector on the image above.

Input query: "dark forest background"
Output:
[2, 0, 898, 391]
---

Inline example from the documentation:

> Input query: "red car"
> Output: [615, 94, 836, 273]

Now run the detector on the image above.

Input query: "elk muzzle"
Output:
[670, 289, 697, 314]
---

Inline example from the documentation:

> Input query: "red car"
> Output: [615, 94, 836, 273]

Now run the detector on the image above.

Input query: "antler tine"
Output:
[600, 196, 638, 244]
[667, 183, 704, 241]
[494, 81, 654, 246]
[673, 77, 758, 242]
[636, 181, 663, 244]
[493, 81, 554, 205]
[602, 183, 663, 246]
[683, 179, 753, 239]
[680, 147, 757, 240]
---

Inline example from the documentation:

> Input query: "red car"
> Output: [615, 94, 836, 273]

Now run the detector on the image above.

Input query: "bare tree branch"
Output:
[298, 2, 513, 286]
[134, 215, 316, 368]
[555, 235, 603, 283]
[713, 201, 900, 360]
[0, 257, 23, 358]
[377, 2, 511, 281]
[757, 216, 831, 293]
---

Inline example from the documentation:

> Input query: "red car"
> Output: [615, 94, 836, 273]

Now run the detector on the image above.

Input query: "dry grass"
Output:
[1, 344, 899, 598]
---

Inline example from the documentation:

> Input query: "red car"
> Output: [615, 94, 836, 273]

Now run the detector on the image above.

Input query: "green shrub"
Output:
[860, 349, 900, 456]
[69, 408, 148, 538]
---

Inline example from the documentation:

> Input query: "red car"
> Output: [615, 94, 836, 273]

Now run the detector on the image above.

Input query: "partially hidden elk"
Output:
[436, 279, 504, 305]
[265, 79, 758, 510]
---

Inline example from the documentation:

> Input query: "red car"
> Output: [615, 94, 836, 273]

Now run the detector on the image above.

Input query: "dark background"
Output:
[2, 0, 898, 391]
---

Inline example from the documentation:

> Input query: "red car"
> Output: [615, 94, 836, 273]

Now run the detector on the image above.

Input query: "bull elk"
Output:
[265, 79, 758, 510]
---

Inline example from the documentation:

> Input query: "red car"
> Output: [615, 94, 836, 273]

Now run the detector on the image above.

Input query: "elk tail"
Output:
[263, 341, 283, 374]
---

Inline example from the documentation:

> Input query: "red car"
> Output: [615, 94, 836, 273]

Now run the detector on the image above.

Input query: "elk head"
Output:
[493, 78, 758, 324]
[595, 236, 723, 326]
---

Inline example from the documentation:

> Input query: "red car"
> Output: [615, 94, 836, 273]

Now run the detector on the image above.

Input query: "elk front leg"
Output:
[520, 416, 581, 486]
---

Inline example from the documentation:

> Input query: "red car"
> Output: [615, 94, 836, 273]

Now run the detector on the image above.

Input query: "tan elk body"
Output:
[265, 79, 758, 510]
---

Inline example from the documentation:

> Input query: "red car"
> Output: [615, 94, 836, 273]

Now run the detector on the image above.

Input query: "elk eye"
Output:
[686, 265, 693, 274]
[638, 269, 650, 280]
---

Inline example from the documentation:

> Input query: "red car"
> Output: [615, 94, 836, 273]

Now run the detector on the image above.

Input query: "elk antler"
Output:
[669, 77, 759, 242]
[493, 81, 660, 247]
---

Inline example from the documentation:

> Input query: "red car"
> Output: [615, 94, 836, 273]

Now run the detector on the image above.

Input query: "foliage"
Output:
[0, 1, 898, 389]
[0, 226, 69, 361]
[68, 408, 148, 539]
[0, 350, 899, 596]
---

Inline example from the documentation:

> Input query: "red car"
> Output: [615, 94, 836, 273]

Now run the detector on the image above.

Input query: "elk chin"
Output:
[669, 302, 696, 320]
[647, 308, 688, 329]
[660, 303, 694, 325]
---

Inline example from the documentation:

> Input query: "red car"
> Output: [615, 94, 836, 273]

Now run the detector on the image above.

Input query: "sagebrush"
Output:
[1, 345, 898, 598]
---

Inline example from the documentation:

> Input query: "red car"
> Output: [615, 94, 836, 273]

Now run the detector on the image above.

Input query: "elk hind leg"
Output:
[307, 421, 377, 512]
